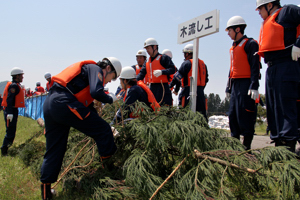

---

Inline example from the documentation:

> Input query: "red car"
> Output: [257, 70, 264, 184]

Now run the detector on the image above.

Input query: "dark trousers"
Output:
[228, 79, 256, 149]
[150, 83, 172, 106]
[1, 108, 19, 148]
[266, 60, 300, 142]
[178, 86, 207, 121]
[40, 90, 117, 183]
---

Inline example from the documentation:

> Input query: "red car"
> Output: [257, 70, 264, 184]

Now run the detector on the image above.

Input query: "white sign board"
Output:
[177, 10, 219, 44]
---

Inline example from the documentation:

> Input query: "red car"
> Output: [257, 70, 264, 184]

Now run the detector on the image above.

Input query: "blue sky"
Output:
[0, 0, 298, 103]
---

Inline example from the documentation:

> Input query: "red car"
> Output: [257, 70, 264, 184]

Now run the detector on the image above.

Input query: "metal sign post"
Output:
[177, 9, 219, 112]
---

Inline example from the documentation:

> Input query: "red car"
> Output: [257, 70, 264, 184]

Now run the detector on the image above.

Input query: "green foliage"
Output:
[206, 93, 230, 116]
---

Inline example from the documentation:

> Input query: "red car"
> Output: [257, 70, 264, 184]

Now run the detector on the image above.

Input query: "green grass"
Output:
[255, 122, 268, 135]
[0, 111, 44, 200]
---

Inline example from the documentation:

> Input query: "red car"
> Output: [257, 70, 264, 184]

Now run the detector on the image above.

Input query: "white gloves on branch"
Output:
[111, 126, 120, 137]
[248, 89, 259, 101]
[108, 93, 118, 102]
[153, 70, 162, 77]
[7, 114, 13, 122]
[292, 45, 300, 61]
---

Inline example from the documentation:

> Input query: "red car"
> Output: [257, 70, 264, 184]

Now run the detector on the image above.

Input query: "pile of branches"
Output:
[27, 101, 300, 199]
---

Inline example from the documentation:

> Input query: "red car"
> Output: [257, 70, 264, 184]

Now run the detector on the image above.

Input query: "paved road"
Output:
[247, 135, 300, 149]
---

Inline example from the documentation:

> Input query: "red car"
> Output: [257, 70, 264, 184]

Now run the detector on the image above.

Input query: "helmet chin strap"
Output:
[234, 28, 239, 41]
[121, 79, 129, 90]
[151, 46, 157, 57]
[264, 3, 275, 16]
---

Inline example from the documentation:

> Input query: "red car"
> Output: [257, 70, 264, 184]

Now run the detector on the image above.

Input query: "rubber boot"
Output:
[100, 155, 115, 170]
[41, 183, 52, 200]
[243, 135, 254, 151]
[275, 139, 297, 153]
[1, 146, 8, 156]
[284, 140, 297, 153]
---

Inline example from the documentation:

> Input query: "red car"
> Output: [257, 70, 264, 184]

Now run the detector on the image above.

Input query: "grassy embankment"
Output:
[0, 111, 44, 200]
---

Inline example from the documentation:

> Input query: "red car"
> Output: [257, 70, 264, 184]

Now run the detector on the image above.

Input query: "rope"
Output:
[158, 80, 165, 105]
[52, 139, 92, 189]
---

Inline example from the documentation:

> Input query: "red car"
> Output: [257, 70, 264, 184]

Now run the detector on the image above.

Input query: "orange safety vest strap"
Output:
[181, 96, 185, 107]
[67, 105, 90, 120]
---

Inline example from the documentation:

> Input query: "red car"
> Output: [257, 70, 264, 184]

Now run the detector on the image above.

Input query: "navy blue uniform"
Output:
[137, 53, 175, 106]
[225, 36, 260, 150]
[169, 59, 208, 121]
[263, 5, 300, 145]
[1, 81, 21, 149]
[115, 85, 149, 122]
[0, 96, 2, 111]
[40, 64, 116, 183]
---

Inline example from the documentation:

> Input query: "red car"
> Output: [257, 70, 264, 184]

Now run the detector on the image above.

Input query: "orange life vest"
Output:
[135, 64, 148, 84]
[46, 79, 54, 91]
[36, 86, 45, 93]
[52, 60, 100, 107]
[1, 82, 25, 108]
[229, 38, 251, 79]
[137, 81, 160, 111]
[123, 82, 160, 118]
[181, 59, 207, 87]
[146, 55, 169, 83]
[26, 90, 33, 97]
[258, 8, 300, 57]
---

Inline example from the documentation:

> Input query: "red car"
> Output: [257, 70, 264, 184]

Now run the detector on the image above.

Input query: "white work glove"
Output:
[226, 93, 231, 98]
[108, 92, 118, 102]
[248, 89, 259, 101]
[292, 45, 300, 61]
[7, 114, 13, 122]
[153, 70, 162, 77]
[111, 126, 120, 137]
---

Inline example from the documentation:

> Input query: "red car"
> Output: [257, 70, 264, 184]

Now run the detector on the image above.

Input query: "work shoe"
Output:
[1, 146, 8, 156]
[275, 139, 297, 153]
[41, 183, 52, 200]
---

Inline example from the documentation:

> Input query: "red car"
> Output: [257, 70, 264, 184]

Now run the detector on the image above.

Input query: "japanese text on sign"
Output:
[177, 10, 219, 44]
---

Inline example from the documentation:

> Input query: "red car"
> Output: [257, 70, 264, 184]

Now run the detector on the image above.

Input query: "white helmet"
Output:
[119, 66, 136, 79]
[136, 49, 147, 57]
[256, 0, 278, 10]
[225, 16, 247, 31]
[44, 72, 51, 79]
[162, 49, 173, 59]
[11, 67, 24, 76]
[183, 44, 193, 53]
[144, 38, 158, 48]
[36, 81, 41, 86]
[103, 57, 122, 78]
[26, 87, 30, 91]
